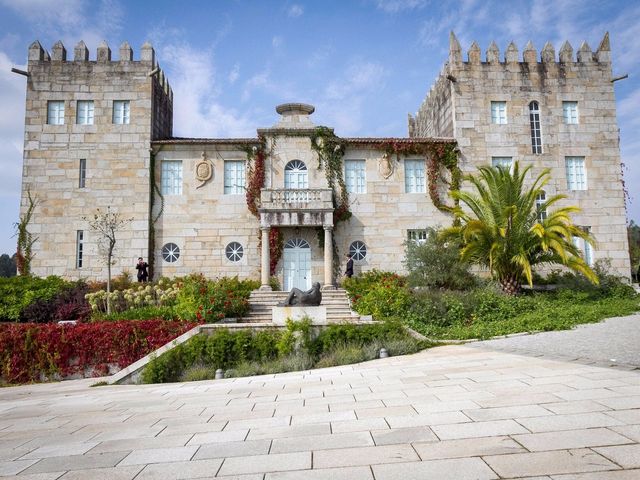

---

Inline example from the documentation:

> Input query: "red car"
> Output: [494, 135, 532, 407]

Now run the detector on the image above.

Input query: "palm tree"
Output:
[443, 162, 598, 295]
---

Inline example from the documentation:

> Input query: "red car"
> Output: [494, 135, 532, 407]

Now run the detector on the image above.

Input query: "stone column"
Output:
[260, 226, 272, 291]
[323, 225, 334, 290]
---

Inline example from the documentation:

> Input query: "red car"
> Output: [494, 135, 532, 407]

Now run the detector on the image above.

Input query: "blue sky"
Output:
[0, 0, 638, 256]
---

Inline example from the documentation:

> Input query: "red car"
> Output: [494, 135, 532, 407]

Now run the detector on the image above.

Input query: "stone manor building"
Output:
[18, 33, 631, 290]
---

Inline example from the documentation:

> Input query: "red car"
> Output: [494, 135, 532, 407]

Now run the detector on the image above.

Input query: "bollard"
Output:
[215, 368, 224, 379]
[379, 348, 389, 358]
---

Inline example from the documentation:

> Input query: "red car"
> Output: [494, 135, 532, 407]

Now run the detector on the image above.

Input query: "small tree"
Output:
[85, 207, 132, 313]
[403, 227, 476, 290]
[14, 190, 40, 276]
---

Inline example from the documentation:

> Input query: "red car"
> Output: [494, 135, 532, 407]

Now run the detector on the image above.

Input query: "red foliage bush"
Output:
[0, 320, 196, 384]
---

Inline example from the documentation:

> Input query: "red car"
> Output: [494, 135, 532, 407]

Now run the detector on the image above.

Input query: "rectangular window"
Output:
[47, 101, 64, 125]
[224, 161, 246, 194]
[407, 229, 428, 244]
[563, 101, 579, 124]
[404, 159, 425, 193]
[491, 156, 513, 169]
[345, 160, 366, 194]
[76, 100, 94, 125]
[529, 102, 542, 154]
[113, 100, 130, 124]
[573, 227, 593, 266]
[161, 160, 183, 195]
[565, 156, 587, 190]
[76, 230, 84, 268]
[79, 158, 86, 188]
[491, 101, 507, 124]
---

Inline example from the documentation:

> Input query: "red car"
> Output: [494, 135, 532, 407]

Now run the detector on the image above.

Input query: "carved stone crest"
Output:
[195, 151, 214, 189]
[378, 153, 394, 179]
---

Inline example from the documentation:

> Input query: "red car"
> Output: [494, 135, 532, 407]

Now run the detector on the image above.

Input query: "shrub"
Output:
[345, 271, 412, 319]
[403, 227, 477, 290]
[86, 277, 179, 315]
[21, 281, 92, 323]
[92, 306, 176, 322]
[173, 275, 259, 322]
[0, 320, 195, 384]
[0, 276, 69, 322]
[180, 363, 218, 382]
[142, 319, 421, 383]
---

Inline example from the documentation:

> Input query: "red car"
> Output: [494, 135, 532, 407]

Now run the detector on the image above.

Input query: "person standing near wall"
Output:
[136, 257, 149, 282]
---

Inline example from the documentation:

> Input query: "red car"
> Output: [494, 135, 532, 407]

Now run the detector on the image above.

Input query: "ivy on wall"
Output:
[242, 137, 284, 276]
[309, 127, 351, 223]
[372, 140, 460, 212]
[15, 189, 40, 276]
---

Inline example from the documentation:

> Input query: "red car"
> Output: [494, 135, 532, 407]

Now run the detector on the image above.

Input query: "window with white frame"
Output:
[491, 156, 513, 169]
[491, 101, 507, 124]
[113, 100, 130, 124]
[404, 159, 425, 193]
[535, 191, 547, 221]
[529, 101, 542, 154]
[79, 158, 86, 188]
[76, 230, 84, 268]
[161, 160, 183, 195]
[572, 227, 593, 266]
[565, 156, 587, 190]
[225, 242, 244, 262]
[76, 100, 94, 125]
[345, 159, 366, 194]
[563, 101, 579, 124]
[47, 101, 64, 125]
[349, 241, 367, 261]
[224, 161, 246, 194]
[407, 229, 428, 244]
[161, 243, 180, 263]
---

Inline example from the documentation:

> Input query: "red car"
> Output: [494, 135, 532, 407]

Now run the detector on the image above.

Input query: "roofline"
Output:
[152, 136, 456, 146]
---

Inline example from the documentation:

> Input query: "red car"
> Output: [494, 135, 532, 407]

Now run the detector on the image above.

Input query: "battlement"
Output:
[27, 40, 173, 101]
[448, 31, 611, 65]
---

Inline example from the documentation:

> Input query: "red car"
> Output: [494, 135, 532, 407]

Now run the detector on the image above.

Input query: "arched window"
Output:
[535, 191, 547, 221]
[529, 101, 542, 154]
[284, 160, 308, 189]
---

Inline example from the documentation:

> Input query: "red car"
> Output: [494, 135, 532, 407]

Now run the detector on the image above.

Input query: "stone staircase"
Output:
[239, 289, 361, 323]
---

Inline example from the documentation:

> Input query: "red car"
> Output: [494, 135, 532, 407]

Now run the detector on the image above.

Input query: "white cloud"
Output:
[315, 60, 388, 135]
[0, 0, 85, 31]
[375, 0, 427, 13]
[228, 63, 240, 84]
[158, 43, 255, 137]
[0, 51, 27, 253]
[272, 36, 283, 48]
[287, 4, 303, 17]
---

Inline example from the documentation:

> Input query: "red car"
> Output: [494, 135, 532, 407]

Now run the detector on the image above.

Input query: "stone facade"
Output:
[18, 33, 631, 285]
[20, 40, 172, 278]
[411, 32, 630, 277]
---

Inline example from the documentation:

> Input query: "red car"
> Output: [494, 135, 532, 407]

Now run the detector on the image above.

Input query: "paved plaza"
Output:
[1, 320, 640, 479]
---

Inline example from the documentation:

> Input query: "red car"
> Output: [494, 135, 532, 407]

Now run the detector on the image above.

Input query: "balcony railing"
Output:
[260, 188, 333, 211]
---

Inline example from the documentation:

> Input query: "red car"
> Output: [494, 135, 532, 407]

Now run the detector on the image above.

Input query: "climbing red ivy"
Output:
[0, 320, 196, 384]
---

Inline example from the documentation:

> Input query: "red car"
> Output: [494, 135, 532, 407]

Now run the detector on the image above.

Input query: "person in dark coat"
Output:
[136, 257, 149, 282]
[345, 253, 354, 278]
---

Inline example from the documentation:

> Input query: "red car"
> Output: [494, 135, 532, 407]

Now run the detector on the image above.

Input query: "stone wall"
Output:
[412, 33, 631, 277]
[20, 40, 173, 280]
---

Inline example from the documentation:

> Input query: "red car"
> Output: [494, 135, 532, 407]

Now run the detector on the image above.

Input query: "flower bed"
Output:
[0, 320, 196, 384]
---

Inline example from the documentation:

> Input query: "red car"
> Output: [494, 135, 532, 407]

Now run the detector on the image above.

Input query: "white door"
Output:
[283, 238, 311, 291]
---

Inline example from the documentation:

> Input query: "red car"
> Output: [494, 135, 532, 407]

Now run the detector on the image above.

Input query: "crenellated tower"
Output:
[411, 32, 630, 278]
[20, 40, 173, 279]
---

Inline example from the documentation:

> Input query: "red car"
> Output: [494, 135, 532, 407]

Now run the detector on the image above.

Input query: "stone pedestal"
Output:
[272, 306, 327, 325]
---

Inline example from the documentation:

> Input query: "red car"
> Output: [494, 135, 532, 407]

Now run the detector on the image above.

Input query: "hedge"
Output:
[0, 320, 196, 384]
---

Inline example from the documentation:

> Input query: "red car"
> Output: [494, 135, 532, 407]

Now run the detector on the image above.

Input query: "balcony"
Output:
[259, 188, 334, 227]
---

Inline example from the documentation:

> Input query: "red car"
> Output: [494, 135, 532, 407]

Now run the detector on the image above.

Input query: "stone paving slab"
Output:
[0, 345, 640, 478]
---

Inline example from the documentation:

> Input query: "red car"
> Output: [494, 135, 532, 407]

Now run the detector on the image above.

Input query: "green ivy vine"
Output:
[372, 140, 460, 212]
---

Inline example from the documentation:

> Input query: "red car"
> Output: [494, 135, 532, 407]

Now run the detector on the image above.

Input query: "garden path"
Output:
[471, 313, 640, 369]
[0, 343, 639, 478]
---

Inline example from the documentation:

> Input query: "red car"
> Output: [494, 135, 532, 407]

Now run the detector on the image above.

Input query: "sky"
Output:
[0, 0, 638, 255]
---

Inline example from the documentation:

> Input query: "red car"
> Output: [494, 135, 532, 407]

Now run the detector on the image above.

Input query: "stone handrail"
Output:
[260, 188, 333, 210]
